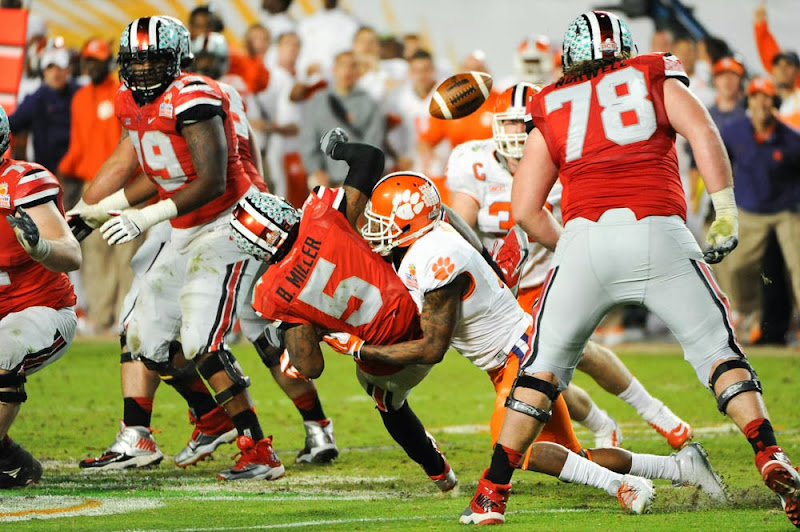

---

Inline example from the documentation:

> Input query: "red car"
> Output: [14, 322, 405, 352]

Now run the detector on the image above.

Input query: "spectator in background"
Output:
[709, 57, 747, 131]
[300, 50, 384, 188]
[671, 35, 713, 105]
[770, 52, 800, 130]
[417, 50, 498, 204]
[718, 77, 800, 343]
[385, 50, 439, 173]
[9, 47, 77, 174]
[253, 31, 306, 207]
[649, 27, 674, 53]
[296, 0, 359, 79]
[228, 24, 271, 94]
[260, 0, 295, 70]
[754, 0, 800, 90]
[188, 5, 223, 39]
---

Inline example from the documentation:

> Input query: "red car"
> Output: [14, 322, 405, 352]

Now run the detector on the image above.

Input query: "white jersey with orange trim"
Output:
[446, 139, 562, 289]
[396, 223, 532, 371]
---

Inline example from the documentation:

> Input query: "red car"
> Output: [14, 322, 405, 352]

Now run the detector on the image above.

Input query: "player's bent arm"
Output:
[511, 129, 561, 252]
[358, 276, 467, 365]
[83, 130, 139, 204]
[664, 78, 733, 194]
[122, 173, 159, 206]
[177, 116, 228, 213]
[20, 202, 81, 272]
[334, 141, 385, 230]
[284, 323, 326, 379]
[449, 192, 480, 229]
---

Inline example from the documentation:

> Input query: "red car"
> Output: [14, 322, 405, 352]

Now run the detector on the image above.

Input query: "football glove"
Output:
[66, 190, 130, 229]
[323, 332, 364, 360]
[320, 127, 349, 158]
[100, 199, 177, 245]
[6, 207, 50, 261]
[279, 350, 309, 381]
[703, 187, 739, 264]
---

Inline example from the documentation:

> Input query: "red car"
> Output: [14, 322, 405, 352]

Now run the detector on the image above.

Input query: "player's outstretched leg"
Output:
[577, 341, 692, 449]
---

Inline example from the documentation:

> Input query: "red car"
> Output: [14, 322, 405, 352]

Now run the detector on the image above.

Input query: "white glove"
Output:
[6, 207, 51, 261]
[320, 127, 349, 159]
[100, 199, 177, 245]
[66, 190, 131, 229]
[703, 188, 739, 264]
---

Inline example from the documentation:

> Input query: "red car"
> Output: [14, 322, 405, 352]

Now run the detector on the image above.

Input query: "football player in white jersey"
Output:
[324, 173, 728, 518]
[446, 82, 693, 450]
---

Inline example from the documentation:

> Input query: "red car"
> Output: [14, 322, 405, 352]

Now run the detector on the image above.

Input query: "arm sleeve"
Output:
[754, 20, 779, 74]
[334, 141, 385, 197]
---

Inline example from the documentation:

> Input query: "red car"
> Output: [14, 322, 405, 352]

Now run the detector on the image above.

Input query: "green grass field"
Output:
[3, 340, 799, 531]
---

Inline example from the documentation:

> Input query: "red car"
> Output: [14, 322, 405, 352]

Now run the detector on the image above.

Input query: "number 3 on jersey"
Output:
[297, 257, 383, 327]
[545, 67, 657, 162]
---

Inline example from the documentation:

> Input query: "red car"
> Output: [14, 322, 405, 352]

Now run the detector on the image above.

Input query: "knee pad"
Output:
[505, 375, 560, 423]
[0, 373, 27, 403]
[253, 334, 282, 368]
[709, 358, 762, 414]
[196, 349, 251, 405]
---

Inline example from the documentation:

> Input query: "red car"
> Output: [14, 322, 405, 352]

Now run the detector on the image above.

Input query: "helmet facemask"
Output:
[118, 17, 182, 105]
[492, 112, 527, 160]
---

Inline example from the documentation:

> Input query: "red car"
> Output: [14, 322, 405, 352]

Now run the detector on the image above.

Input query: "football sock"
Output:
[123, 397, 153, 428]
[486, 444, 522, 485]
[168, 376, 217, 419]
[558, 450, 625, 496]
[618, 377, 661, 420]
[744, 418, 778, 454]
[581, 403, 613, 432]
[292, 390, 327, 422]
[378, 402, 444, 476]
[232, 408, 265, 442]
[629, 452, 681, 483]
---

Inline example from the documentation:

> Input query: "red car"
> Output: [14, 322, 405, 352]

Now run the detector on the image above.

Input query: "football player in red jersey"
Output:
[462, 11, 800, 527]
[0, 106, 82, 488]
[67, 16, 282, 482]
[231, 129, 458, 492]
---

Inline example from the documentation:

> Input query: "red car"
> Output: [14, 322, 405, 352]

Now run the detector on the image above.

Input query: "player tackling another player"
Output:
[459, 10, 800, 527]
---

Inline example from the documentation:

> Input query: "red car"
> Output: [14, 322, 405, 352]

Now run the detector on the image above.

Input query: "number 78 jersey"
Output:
[527, 53, 689, 225]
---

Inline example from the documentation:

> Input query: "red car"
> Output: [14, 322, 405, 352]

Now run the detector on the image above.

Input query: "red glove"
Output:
[323, 332, 365, 360]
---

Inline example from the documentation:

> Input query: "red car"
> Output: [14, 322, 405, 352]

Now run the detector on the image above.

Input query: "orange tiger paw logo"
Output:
[432, 256, 455, 281]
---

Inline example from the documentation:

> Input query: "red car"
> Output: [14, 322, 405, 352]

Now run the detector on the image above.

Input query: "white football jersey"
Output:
[397, 223, 532, 371]
[446, 139, 563, 288]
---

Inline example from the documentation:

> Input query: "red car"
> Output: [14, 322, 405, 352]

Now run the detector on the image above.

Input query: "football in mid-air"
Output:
[429, 71, 493, 120]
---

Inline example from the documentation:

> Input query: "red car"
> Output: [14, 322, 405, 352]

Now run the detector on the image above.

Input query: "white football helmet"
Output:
[514, 35, 554, 85]
[192, 32, 229, 80]
[492, 82, 540, 159]
[562, 11, 636, 72]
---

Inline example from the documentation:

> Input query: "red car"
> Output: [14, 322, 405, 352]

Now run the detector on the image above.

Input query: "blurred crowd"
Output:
[4, 0, 799, 346]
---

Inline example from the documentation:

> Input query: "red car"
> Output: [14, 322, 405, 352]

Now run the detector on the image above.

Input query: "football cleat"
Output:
[79, 421, 163, 470]
[426, 431, 458, 492]
[757, 445, 800, 528]
[459, 471, 510, 525]
[645, 402, 693, 449]
[217, 435, 285, 481]
[491, 225, 530, 296]
[174, 406, 237, 468]
[296, 419, 339, 464]
[594, 413, 623, 448]
[0, 437, 42, 489]
[673, 442, 730, 502]
[616, 475, 655, 514]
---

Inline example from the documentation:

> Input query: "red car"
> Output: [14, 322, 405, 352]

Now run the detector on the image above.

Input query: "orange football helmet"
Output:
[362, 172, 442, 256]
[492, 82, 540, 159]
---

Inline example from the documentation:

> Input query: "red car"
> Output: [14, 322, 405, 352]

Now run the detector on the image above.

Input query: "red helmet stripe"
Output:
[135, 17, 150, 50]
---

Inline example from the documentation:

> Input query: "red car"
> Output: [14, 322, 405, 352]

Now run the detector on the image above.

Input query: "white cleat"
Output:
[594, 414, 623, 448]
[674, 442, 730, 503]
[616, 475, 655, 514]
[79, 421, 164, 470]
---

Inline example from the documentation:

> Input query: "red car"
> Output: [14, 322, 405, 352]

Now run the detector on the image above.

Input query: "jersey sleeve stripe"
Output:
[314, 185, 328, 199]
[180, 85, 218, 95]
[15, 188, 58, 206]
[174, 97, 222, 116]
[17, 170, 55, 186]
[665, 71, 690, 87]
[331, 188, 345, 210]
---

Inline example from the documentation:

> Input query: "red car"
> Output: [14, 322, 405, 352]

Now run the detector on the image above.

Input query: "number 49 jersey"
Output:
[527, 53, 689, 224]
[252, 187, 422, 373]
[115, 73, 251, 229]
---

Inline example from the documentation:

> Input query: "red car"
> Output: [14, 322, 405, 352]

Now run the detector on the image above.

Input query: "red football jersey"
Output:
[115, 73, 252, 229]
[0, 158, 76, 319]
[218, 81, 268, 192]
[528, 53, 689, 223]
[253, 187, 421, 375]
